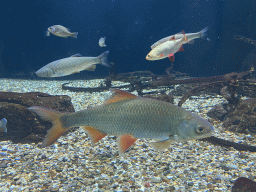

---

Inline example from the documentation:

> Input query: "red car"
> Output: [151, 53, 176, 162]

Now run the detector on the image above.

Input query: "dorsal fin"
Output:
[105, 89, 138, 104]
[71, 53, 82, 57]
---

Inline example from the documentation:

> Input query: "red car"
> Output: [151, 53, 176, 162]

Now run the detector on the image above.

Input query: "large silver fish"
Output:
[151, 27, 208, 49]
[46, 25, 78, 38]
[35, 51, 109, 77]
[28, 89, 214, 155]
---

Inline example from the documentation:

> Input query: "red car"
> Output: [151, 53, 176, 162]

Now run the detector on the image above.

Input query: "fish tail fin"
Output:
[28, 106, 67, 147]
[0, 118, 7, 133]
[72, 32, 78, 38]
[199, 26, 210, 41]
[98, 51, 110, 67]
[45, 30, 50, 37]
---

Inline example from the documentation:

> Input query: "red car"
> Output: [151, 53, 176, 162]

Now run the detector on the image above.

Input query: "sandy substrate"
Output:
[0, 79, 255, 192]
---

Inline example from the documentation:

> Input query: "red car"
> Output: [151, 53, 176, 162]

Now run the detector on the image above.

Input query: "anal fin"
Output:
[118, 135, 137, 155]
[82, 126, 107, 145]
[85, 65, 96, 71]
[168, 54, 175, 62]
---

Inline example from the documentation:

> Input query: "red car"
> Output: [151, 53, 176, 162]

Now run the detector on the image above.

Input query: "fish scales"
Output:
[49, 57, 99, 74]
[28, 89, 214, 154]
[62, 98, 185, 139]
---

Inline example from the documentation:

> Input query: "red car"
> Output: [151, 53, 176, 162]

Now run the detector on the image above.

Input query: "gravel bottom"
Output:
[0, 79, 255, 192]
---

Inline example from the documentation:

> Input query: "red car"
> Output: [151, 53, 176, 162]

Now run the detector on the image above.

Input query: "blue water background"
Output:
[0, 0, 255, 79]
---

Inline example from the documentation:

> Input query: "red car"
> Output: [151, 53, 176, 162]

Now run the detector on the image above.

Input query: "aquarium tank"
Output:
[0, 0, 256, 191]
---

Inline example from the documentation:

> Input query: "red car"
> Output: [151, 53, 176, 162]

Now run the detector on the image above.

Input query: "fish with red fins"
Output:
[28, 89, 214, 155]
[146, 27, 209, 62]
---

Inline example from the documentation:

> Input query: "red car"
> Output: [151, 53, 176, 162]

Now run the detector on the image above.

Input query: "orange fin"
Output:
[105, 89, 138, 104]
[28, 106, 66, 147]
[168, 54, 175, 62]
[82, 126, 107, 145]
[159, 53, 164, 57]
[177, 45, 184, 52]
[117, 135, 137, 155]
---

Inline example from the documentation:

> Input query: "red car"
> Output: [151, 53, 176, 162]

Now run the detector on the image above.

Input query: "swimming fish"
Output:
[35, 51, 109, 77]
[146, 32, 188, 62]
[151, 26, 209, 49]
[99, 37, 107, 47]
[46, 25, 78, 38]
[0, 118, 7, 133]
[28, 89, 214, 155]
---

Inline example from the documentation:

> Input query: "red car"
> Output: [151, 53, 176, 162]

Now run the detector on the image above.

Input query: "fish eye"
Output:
[196, 126, 205, 134]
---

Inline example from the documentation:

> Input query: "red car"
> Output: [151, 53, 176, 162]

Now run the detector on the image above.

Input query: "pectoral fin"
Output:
[150, 138, 174, 151]
[117, 135, 137, 155]
[82, 126, 107, 145]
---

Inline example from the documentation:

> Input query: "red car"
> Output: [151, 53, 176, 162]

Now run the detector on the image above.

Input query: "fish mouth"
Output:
[146, 55, 155, 60]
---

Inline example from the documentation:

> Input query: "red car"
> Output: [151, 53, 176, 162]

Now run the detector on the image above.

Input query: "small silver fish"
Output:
[46, 25, 78, 38]
[146, 33, 188, 62]
[0, 118, 7, 133]
[36, 51, 109, 77]
[99, 37, 107, 47]
[151, 27, 209, 49]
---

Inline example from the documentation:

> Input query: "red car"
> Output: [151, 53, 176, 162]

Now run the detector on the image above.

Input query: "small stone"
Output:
[1, 145, 8, 151]
[13, 176, 20, 181]
[101, 174, 109, 179]
[150, 177, 161, 183]
[16, 177, 28, 185]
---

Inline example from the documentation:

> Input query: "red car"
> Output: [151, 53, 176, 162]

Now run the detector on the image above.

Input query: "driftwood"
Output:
[200, 136, 256, 152]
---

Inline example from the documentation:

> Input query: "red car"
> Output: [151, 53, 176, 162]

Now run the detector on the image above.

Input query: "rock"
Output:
[207, 104, 227, 121]
[150, 177, 162, 183]
[5, 167, 16, 175]
[0, 92, 75, 144]
[16, 177, 27, 185]
[223, 98, 256, 135]
[1, 145, 8, 151]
